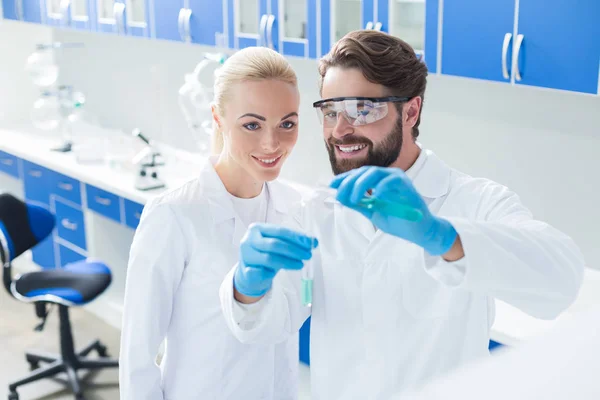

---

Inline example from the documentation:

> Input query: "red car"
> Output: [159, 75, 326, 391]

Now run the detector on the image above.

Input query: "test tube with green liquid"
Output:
[301, 242, 315, 307]
[358, 197, 424, 222]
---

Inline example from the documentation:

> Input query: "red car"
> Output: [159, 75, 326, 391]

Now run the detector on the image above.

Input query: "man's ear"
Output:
[404, 96, 422, 128]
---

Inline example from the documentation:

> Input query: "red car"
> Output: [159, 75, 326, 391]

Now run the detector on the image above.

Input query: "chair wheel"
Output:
[75, 394, 85, 400]
[8, 391, 19, 400]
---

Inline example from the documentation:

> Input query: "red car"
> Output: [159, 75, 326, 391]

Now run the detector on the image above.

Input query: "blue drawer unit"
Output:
[124, 199, 144, 230]
[22, 161, 52, 206]
[0, 151, 20, 178]
[52, 171, 82, 206]
[55, 200, 87, 250]
[86, 184, 121, 223]
[58, 244, 87, 267]
[31, 233, 56, 269]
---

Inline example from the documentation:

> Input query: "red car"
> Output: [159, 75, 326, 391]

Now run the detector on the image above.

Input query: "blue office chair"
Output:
[0, 193, 118, 400]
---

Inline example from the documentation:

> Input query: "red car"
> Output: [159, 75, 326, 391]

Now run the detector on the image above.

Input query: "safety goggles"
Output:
[313, 96, 410, 128]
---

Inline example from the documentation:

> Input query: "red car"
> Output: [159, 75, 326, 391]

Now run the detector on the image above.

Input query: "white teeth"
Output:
[338, 144, 367, 153]
[258, 156, 279, 164]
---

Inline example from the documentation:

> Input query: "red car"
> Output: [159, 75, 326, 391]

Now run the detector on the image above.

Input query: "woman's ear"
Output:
[211, 104, 222, 131]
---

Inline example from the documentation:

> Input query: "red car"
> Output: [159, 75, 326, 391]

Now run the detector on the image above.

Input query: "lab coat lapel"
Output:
[200, 159, 244, 245]
[265, 180, 290, 226]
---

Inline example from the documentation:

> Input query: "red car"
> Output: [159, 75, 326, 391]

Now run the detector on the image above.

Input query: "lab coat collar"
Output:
[406, 145, 451, 199]
[201, 156, 289, 226]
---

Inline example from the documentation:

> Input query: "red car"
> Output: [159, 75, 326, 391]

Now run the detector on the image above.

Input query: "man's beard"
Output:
[326, 117, 403, 175]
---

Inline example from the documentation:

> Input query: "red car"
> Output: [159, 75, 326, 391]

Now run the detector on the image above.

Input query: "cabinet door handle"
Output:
[266, 14, 275, 49]
[365, 21, 374, 30]
[259, 14, 269, 47]
[59, 0, 71, 25]
[15, 0, 23, 20]
[114, 2, 126, 34]
[501, 32, 512, 80]
[28, 170, 42, 178]
[61, 218, 78, 231]
[58, 182, 73, 191]
[512, 34, 525, 82]
[95, 196, 111, 206]
[184, 8, 192, 42]
[134, 211, 141, 220]
[0, 158, 14, 166]
[178, 8, 186, 41]
[374, 22, 382, 31]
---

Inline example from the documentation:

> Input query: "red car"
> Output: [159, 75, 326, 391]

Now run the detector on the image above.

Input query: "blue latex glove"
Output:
[234, 223, 318, 297]
[330, 166, 457, 256]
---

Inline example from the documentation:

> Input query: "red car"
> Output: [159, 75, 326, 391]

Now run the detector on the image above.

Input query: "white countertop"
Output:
[1, 125, 599, 346]
[0, 125, 203, 204]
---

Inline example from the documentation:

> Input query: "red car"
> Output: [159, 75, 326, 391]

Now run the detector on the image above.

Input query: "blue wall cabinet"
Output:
[187, 0, 226, 46]
[153, 0, 184, 41]
[441, 0, 516, 83]
[43, 0, 94, 30]
[96, 0, 151, 37]
[319, 0, 375, 57]
[227, 0, 269, 49]
[2, 0, 43, 23]
[277, 0, 317, 58]
[514, 0, 600, 94]
[378, 0, 438, 73]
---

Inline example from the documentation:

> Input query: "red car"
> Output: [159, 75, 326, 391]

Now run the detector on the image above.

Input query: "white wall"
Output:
[0, 19, 54, 123]
[2, 24, 599, 270]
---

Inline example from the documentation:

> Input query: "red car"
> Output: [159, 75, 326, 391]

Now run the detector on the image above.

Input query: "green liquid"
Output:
[301, 278, 313, 307]
[358, 197, 423, 222]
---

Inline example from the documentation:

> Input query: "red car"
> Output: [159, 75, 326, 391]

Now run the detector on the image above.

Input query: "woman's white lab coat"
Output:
[220, 148, 585, 400]
[119, 158, 303, 400]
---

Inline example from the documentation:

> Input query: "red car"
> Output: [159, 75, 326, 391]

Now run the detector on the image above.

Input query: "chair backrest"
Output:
[0, 192, 56, 296]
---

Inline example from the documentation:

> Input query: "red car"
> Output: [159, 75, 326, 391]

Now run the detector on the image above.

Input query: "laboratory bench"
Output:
[1, 125, 599, 361]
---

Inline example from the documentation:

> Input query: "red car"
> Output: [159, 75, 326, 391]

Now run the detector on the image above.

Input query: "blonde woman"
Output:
[119, 47, 314, 400]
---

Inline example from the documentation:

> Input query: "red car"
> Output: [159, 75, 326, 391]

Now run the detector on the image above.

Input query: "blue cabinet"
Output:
[55, 200, 87, 251]
[42, 0, 95, 30]
[227, 0, 270, 50]
[153, 0, 185, 41]
[187, 0, 225, 46]
[123, 198, 144, 229]
[0, 151, 20, 178]
[86, 185, 122, 223]
[2, 0, 43, 23]
[58, 244, 86, 266]
[515, 0, 600, 94]
[441, 0, 516, 83]
[377, 0, 439, 73]
[23, 161, 52, 206]
[96, 0, 151, 37]
[320, 0, 375, 57]
[32, 233, 56, 269]
[299, 316, 311, 365]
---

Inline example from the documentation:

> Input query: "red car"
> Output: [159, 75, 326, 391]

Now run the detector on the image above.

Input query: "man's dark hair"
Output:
[318, 30, 428, 139]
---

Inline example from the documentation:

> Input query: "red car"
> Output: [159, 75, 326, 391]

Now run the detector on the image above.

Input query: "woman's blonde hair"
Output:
[211, 47, 298, 154]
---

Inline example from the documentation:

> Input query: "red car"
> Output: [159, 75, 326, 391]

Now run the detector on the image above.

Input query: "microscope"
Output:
[131, 129, 166, 191]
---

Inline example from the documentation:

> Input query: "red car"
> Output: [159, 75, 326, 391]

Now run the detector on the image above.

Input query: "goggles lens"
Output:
[313, 96, 409, 128]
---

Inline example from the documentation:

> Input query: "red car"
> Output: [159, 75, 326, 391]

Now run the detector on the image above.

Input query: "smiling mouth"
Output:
[252, 154, 283, 168]
[334, 143, 369, 158]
